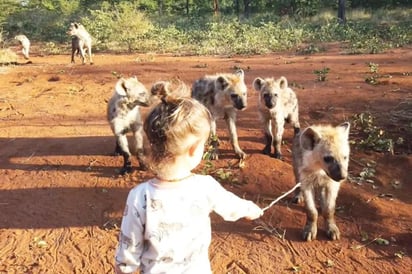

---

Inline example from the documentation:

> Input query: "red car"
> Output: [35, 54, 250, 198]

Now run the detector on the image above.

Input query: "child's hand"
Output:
[245, 204, 263, 220]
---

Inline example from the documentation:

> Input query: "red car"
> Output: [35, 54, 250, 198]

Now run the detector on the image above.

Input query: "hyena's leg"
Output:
[71, 37, 77, 63]
[321, 182, 341, 240]
[262, 118, 273, 155]
[273, 117, 285, 159]
[87, 43, 93, 64]
[132, 124, 147, 170]
[114, 142, 122, 156]
[292, 170, 303, 204]
[207, 118, 219, 160]
[78, 40, 86, 64]
[292, 186, 303, 204]
[71, 48, 76, 63]
[291, 113, 301, 136]
[224, 110, 246, 159]
[115, 131, 132, 175]
[22, 47, 29, 59]
[302, 186, 318, 241]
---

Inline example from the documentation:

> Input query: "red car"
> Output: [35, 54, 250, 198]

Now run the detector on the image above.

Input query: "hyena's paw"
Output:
[262, 145, 271, 155]
[204, 138, 219, 160]
[120, 166, 132, 175]
[326, 223, 341, 241]
[236, 149, 247, 160]
[302, 223, 317, 241]
[120, 162, 133, 175]
[291, 191, 303, 204]
[137, 153, 148, 171]
[203, 150, 219, 160]
[273, 151, 282, 160]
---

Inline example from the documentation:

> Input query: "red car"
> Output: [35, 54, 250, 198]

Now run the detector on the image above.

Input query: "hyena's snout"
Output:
[324, 156, 347, 181]
[263, 94, 276, 109]
[141, 94, 151, 106]
[231, 94, 246, 110]
[133, 92, 151, 107]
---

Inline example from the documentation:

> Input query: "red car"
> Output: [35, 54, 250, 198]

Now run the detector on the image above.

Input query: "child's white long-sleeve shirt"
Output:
[115, 174, 261, 274]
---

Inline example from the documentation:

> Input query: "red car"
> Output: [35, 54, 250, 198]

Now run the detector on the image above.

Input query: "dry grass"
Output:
[0, 48, 18, 64]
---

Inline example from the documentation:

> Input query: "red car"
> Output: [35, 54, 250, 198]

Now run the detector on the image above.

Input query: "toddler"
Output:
[114, 92, 263, 274]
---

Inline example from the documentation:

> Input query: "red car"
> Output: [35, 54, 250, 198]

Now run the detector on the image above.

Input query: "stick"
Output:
[262, 182, 301, 212]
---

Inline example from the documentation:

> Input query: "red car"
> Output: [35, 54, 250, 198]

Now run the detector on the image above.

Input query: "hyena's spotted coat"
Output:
[292, 122, 350, 241]
[191, 69, 247, 160]
[107, 77, 151, 174]
[253, 76, 300, 159]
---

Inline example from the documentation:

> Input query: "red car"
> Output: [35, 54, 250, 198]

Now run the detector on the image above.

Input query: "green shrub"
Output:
[351, 112, 396, 154]
[82, 2, 154, 52]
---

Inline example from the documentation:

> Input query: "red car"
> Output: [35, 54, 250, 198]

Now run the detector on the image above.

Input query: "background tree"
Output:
[213, 0, 219, 16]
[243, 0, 251, 18]
[338, 0, 346, 24]
[158, 0, 163, 15]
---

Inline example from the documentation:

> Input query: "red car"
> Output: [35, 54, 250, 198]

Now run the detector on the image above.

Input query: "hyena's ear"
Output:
[151, 81, 170, 97]
[235, 69, 245, 79]
[300, 127, 321, 151]
[278, 76, 288, 89]
[216, 75, 230, 91]
[115, 78, 128, 96]
[253, 77, 265, 92]
[338, 122, 350, 139]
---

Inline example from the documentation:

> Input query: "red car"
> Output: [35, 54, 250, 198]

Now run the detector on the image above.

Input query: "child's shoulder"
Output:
[192, 173, 216, 182]
[191, 174, 221, 188]
[129, 179, 152, 194]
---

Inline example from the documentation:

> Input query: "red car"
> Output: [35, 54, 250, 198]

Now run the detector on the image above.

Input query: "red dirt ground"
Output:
[1, 45, 411, 274]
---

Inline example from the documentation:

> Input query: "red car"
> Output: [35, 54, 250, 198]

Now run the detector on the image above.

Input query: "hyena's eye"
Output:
[323, 156, 335, 164]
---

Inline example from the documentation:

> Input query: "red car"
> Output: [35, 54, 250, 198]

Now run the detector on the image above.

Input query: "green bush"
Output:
[82, 2, 154, 52]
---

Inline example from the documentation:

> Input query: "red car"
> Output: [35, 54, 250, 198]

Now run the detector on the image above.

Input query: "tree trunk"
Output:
[186, 0, 189, 15]
[234, 0, 240, 19]
[213, 0, 219, 16]
[338, 0, 346, 24]
[243, 0, 251, 19]
[158, 0, 163, 16]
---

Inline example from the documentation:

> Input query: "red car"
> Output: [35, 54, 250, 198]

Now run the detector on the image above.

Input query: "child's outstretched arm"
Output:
[207, 176, 263, 221]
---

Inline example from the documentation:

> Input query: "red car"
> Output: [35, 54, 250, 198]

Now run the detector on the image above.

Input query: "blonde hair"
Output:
[144, 94, 211, 171]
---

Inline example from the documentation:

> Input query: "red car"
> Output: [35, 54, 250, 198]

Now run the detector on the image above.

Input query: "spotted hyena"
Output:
[68, 23, 93, 64]
[253, 76, 300, 159]
[292, 122, 350, 241]
[14, 34, 30, 59]
[191, 69, 247, 160]
[107, 77, 151, 174]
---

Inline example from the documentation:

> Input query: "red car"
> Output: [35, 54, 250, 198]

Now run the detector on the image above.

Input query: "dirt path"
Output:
[1, 45, 411, 273]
